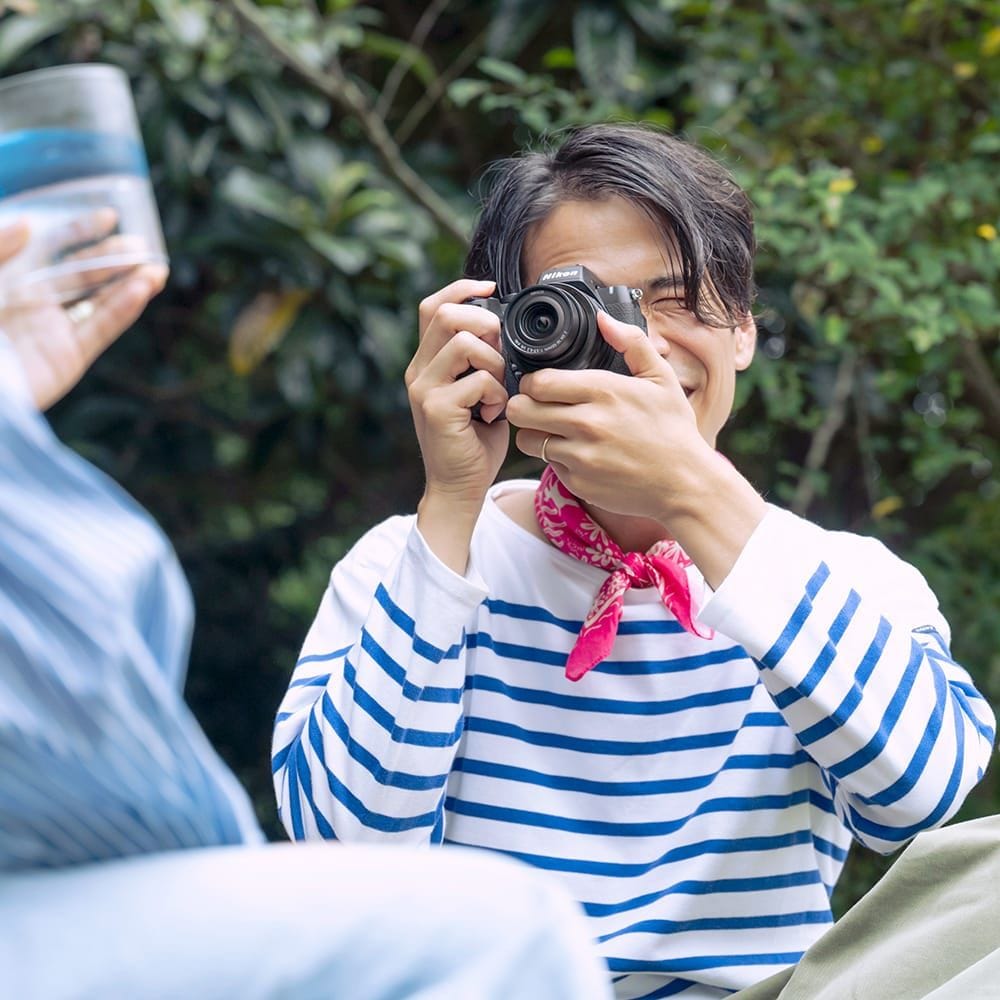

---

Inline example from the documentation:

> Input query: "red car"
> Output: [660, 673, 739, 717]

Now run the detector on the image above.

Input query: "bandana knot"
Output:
[534, 465, 712, 682]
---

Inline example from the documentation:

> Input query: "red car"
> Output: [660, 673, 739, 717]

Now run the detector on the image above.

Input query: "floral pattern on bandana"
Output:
[534, 465, 713, 681]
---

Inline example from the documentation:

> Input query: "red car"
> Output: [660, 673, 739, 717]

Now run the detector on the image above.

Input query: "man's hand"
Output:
[0, 220, 167, 411]
[506, 310, 767, 586]
[507, 310, 709, 523]
[405, 278, 510, 573]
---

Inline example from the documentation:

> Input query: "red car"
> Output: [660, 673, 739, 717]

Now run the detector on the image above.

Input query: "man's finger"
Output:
[410, 306, 502, 386]
[418, 278, 497, 337]
[597, 310, 672, 383]
[445, 367, 509, 416]
[515, 368, 603, 404]
[419, 329, 506, 388]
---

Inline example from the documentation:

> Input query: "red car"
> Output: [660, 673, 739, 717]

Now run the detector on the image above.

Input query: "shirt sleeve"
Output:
[0, 337, 262, 871]
[272, 516, 487, 845]
[699, 504, 996, 854]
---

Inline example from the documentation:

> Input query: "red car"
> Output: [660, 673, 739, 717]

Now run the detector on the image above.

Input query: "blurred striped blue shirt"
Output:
[0, 336, 261, 871]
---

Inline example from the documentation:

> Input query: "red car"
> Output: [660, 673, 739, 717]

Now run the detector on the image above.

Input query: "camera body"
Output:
[468, 264, 646, 399]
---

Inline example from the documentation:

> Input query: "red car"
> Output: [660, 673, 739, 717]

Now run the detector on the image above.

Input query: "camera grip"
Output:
[603, 300, 648, 332]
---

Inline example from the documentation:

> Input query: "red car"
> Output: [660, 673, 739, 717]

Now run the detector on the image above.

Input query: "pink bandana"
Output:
[534, 465, 712, 682]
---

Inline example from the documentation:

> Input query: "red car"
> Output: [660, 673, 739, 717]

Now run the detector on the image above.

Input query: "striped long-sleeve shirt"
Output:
[274, 477, 996, 1000]
[0, 337, 261, 871]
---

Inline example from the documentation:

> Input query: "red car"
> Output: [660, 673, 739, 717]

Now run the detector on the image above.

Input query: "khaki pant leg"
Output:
[730, 815, 1000, 1000]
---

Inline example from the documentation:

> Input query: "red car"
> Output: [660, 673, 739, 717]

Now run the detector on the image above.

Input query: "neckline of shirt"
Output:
[482, 478, 707, 608]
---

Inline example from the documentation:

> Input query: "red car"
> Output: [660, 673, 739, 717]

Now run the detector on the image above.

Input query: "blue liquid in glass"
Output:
[0, 127, 163, 306]
[0, 127, 149, 198]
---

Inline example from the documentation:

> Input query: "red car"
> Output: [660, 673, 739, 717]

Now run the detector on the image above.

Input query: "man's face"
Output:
[521, 196, 756, 447]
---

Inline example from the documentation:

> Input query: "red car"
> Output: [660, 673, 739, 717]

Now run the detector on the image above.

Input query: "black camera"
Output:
[468, 264, 646, 401]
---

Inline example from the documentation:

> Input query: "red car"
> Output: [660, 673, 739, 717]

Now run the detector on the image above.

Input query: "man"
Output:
[0, 219, 610, 1000]
[274, 124, 995, 999]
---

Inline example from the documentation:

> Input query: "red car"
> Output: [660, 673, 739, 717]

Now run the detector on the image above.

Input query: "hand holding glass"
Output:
[0, 64, 167, 310]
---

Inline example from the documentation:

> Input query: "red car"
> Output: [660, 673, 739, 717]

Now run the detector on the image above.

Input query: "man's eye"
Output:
[652, 297, 686, 311]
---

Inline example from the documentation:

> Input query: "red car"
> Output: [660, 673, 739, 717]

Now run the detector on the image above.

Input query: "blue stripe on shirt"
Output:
[760, 562, 831, 667]
[294, 722, 337, 839]
[303, 705, 439, 834]
[343, 658, 463, 748]
[374, 584, 463, 661]
[446, 828, 827, 878]
[451, 751, 810, 798]
[359, 628, 464, 703]
[857, 653, 947, 807]
[295, 645, 353, 667]
[608, 952, 804, 974]
[582, 869, 824, 918]
[463, 712, 785, 756]
[465, 672, 758, 716]
[483, 597, 688, 636]
[316, 691, 450, 791]
[829, 637, 923, 779]
[444, 787, 835, 838]
[847, 697, 967, 843]
[598, 908, 832, 944]
[771, 589, 861, 709]
[796, 616, 891, 746]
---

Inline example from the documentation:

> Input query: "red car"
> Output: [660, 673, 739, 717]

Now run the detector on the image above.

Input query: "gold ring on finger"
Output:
[65, 299, 95, 324]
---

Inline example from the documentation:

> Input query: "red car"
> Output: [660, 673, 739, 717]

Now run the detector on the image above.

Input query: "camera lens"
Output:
[504, 285, 605, 372]
[520, 302, 559, 341]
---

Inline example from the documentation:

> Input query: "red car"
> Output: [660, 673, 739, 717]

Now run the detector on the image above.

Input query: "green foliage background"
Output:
[4, 0, 997, 913]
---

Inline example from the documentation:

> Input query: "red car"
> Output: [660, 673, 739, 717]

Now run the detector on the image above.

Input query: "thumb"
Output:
[597, 309, 672, 383]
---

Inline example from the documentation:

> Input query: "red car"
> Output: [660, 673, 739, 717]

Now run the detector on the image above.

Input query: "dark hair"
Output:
[464, 123, 756, 327]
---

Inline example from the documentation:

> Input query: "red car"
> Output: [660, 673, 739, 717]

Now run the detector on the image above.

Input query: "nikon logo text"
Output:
[540, 268, 579, 281]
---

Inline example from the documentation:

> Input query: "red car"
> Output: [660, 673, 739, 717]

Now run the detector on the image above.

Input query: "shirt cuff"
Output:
[403, 521, 489, 645]
[698, 505, 826, 658]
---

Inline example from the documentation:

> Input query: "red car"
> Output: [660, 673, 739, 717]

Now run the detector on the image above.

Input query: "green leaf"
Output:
[542, 46, 576, 69]
[175, 81, 224, 120]
[448, 78, 492, 107]
[360, 305, 411, 375]
[486, 0, 555, 58]
[0, 10, 67, 68]
[221, 167, 315, 228]
[620, 0, 676, 43]
[478, 56, 528, 85]
[150, 0, 210, 48]
[864, 273, 904, 310]
[573, 4, 638, 101]
[288, 137, 344, 197]
[225, 98, 273, 152]
[822, 313, 848, 344]
[361, 31, 435, 86]
[969, 132, 1000, 154]
[303, 232, 371, 273]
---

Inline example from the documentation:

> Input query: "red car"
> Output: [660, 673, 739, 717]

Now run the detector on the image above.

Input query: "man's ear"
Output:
[733, 315, 757, 371]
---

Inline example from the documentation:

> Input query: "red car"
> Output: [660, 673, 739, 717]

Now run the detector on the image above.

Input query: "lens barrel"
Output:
[502, 284, 616, 373]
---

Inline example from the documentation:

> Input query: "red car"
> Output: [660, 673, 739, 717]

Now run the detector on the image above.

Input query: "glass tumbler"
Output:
[0, 63, 167, 309]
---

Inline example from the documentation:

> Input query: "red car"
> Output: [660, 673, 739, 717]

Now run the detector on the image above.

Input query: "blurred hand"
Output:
[0, 219, 167, 411]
